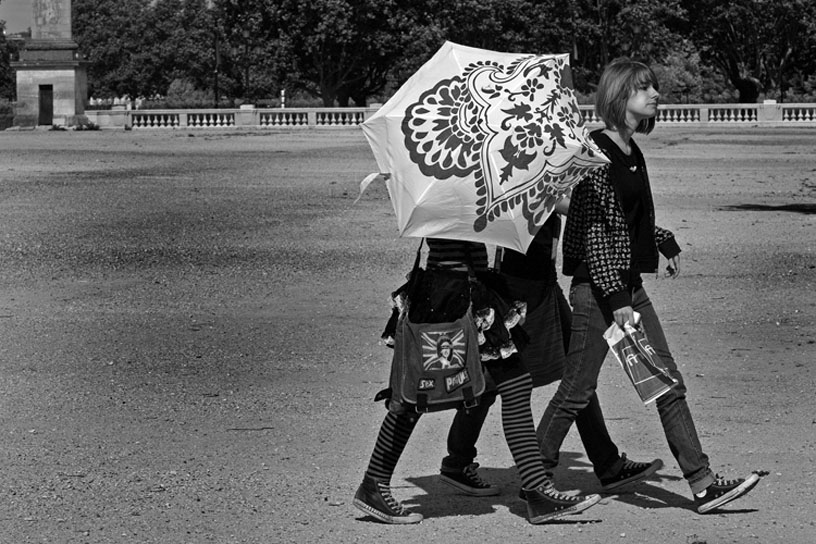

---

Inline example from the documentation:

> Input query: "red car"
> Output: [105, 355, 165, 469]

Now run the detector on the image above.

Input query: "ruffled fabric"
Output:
[469, 275, 527, 361]
[381, 268, 527, 362]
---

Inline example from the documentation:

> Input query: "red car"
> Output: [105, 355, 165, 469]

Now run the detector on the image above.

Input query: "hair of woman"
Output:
[594, 58, 659, 135]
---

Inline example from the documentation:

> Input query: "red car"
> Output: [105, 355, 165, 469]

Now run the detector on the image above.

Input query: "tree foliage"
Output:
[3, 0, 816, 105]
[73, 0, 151, 100]
[0, 19, 16, 101]
[681, 0, 816, 102]
[273, 0, 420, 106]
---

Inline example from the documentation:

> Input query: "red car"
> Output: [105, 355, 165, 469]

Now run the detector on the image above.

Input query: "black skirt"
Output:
[502, 274, 569, 387]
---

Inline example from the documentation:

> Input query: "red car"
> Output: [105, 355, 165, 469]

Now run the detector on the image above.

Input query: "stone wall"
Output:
[14, 64, 87, 126]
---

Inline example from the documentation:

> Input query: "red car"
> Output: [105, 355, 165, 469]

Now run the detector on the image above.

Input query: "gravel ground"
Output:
[0, 126, 814, 544]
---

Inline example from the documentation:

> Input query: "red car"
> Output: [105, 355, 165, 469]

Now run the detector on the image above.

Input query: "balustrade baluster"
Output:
[109, 103, 816, 130]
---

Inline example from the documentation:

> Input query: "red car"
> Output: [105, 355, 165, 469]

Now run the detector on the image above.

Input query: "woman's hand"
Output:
[665, 255, 680, 278]
[613, 306, 636, 329]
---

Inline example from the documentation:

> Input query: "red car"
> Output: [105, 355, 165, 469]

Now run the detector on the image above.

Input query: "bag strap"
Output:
[461, 385, 477, 408]
[402, 239, 425, 295]
[416, 392, 428, 412]
[494, 246, 504, 272]
[411, 238, 424, 274]
[463, 242, 478, 283]
[416, 385, 477, 413]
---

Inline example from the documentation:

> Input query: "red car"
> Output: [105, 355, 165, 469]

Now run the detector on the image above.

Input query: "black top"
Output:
[500, 214, 560, 284]
[426, 239, 489, 272]
[590, 130, 659, 274]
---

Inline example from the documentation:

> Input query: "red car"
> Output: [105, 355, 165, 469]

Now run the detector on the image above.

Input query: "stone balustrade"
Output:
[83, 102, 816, 130]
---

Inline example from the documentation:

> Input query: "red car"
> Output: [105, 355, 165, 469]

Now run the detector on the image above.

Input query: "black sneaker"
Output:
[694, 473, 761, 514]
[353, 475, 423, 524]
[523, 482, 601, 524]
[440, 463, 500, 496]
[600, 453, 664, 492]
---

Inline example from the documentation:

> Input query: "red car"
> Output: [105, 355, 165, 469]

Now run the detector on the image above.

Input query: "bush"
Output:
[255, 93, 324, 108]
[140, 79, 228, 109]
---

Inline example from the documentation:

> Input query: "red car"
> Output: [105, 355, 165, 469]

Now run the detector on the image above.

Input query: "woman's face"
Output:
[626, 83, 660, 123]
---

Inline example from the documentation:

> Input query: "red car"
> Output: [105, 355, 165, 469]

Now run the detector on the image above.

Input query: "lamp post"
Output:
[207, 0, 220, 108]
[242, 28, 250, 98]
[213, 30, 220, 108]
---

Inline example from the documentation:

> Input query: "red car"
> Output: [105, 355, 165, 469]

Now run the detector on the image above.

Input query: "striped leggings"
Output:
[365, 357, 551, 490]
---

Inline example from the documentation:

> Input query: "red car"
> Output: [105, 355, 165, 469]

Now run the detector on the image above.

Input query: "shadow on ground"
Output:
[720, 203, 816, 214]
[391, 451, 713, 523]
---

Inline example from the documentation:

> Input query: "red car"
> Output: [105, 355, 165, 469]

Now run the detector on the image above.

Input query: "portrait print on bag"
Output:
[422, 330, 466, 370]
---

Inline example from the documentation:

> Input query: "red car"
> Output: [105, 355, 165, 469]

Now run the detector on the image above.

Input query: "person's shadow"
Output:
[383, 451, 755, 523]
[398, 451, 608, 523]
[548, 452, 757, 515]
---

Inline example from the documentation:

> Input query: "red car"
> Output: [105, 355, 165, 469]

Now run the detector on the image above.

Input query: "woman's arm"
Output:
[576, 168, 632, 308]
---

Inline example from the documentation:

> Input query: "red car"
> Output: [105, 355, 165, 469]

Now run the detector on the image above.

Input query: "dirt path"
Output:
[0, 126, 813, 543]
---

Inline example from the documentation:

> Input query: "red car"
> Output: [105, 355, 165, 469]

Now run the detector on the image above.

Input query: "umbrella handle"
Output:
[354, 172, 390, 204]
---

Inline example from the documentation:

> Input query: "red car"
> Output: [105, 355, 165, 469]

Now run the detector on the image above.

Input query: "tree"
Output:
[681, 0, 816, 102]
[384, 0, 570, 95]
[758, 0, 816, 102]
[55, 0, 816, 107]
[563, 0, 686, 92]
[275, 0, 420, 106]
[651, 41, 703, 103]
[73, 0, 153, 100]
[145, 0, 216, 98]
[74, 0, 220, 103]
[214, 0, 286, 101]
[0, 19, 16, 101]
[414, 0, 688, 95]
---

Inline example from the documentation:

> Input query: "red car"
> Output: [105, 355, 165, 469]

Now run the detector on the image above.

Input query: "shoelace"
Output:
[620, 454, 647, 471]
[713, 474, 740, 487]
[540, 482, 580, 502]
[463, 463, 490, 487]
[376, 482, 408, 514]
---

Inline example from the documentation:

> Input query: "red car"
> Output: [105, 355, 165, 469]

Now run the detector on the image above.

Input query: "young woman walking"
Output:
[536, 58, 762, 514]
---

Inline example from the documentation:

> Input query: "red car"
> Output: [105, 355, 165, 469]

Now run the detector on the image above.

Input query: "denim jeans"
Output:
[441, 390, 498, 472]
[440, 357, 528, 472]
[536, 281, 716, 494]
[443, 285, 625, 479]
[544, 285, 622, 479]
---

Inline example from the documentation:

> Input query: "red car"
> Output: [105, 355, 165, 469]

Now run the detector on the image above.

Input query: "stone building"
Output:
[11, 0, 88, 127]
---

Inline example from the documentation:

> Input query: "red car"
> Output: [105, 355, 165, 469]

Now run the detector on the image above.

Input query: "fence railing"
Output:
[85, 105, 371, 130]
[83, 102, 816, 130]
[580, 103, 816, 125]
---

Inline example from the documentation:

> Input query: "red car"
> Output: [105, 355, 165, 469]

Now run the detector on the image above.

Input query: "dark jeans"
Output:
[545, 284, 622, 479]
[442, 285, 624, 479]
[537, 282, 716, 493]
[441, 382, 624, 479]
[440, 357, 530, 472]
[441, 389, 498, 472]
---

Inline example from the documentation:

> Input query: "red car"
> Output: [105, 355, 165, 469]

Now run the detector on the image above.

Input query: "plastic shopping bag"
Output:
[603, 314, 678, 405]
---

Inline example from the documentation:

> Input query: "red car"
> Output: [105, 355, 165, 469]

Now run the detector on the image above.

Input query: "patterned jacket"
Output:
[562, 162, 680, 311]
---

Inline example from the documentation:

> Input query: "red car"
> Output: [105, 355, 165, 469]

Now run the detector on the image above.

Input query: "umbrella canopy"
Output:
[361, 41, 609, 253]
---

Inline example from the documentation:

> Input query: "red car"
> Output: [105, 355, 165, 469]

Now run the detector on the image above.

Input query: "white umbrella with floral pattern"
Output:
[360, 41, 609, 253]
